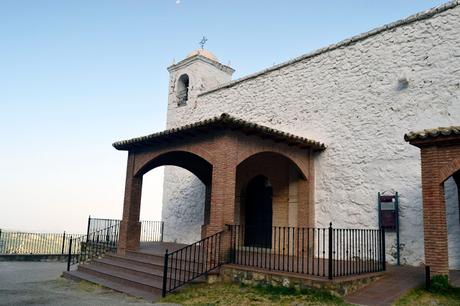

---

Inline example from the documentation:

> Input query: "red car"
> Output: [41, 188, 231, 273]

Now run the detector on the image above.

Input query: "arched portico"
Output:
[235, 152, 313, 230]
[405, 126, 460, 278]
[113, 113, 325, 255]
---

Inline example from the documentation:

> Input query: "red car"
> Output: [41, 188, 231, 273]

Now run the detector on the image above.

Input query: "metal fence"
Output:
[228, 223, 385, 279]
[0, 230, 83, 255]
[162, 230, 223, 297]
[67, 218, 164, 270]
[86, 217, 164, 242]
[67, 222, 120, 270]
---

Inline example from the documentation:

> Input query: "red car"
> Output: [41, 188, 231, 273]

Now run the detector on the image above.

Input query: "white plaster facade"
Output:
[161, 1, 460, 268]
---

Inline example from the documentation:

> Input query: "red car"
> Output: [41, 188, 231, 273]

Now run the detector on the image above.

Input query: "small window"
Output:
[177, 74, 189, 106]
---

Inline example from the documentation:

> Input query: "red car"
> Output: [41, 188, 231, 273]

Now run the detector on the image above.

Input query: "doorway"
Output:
[244, 175, 273, 248]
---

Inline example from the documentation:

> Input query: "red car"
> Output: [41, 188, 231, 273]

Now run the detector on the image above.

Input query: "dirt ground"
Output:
[0, 261, 172, 306]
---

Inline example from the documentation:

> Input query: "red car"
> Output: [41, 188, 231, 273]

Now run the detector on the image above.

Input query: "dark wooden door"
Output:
[244, 175, 273, 248]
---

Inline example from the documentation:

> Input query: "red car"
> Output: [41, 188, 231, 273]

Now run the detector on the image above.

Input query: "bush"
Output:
[429, 275, 450, 293]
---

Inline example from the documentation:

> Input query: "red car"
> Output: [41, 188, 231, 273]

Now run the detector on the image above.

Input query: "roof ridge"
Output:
[198, 0, 459, 98]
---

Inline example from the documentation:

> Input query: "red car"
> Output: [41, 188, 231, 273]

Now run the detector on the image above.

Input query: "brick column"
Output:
[421, 147, 449, 276]
[118, 152, 143, 255]
[203, 135, 238, 237]
[298, 151, 314, 228]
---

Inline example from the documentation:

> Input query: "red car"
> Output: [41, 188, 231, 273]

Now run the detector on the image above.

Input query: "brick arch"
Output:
[439, 158, 460, 184]
[237, 150, 308, 180]
[134, 149, 213, 185]
[235, 151, 313, 227]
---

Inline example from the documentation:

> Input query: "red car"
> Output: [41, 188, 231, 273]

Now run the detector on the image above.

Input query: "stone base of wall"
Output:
[211, 264, 383, 296]
[0, 254, 69, 262]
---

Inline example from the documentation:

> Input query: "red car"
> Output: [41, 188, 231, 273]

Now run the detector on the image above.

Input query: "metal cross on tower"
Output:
[199, 36, 208, 49]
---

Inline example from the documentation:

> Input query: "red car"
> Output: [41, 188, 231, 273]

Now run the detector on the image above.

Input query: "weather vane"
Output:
[199, 36, 208, 49]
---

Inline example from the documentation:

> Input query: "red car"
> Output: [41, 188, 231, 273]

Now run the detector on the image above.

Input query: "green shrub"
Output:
[430, 275, 450, 293]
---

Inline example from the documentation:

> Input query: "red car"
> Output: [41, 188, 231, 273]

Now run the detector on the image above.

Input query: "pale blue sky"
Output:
[0, 0, 447, 233]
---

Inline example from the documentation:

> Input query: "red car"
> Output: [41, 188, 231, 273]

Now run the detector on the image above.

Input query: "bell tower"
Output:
[166, 49, 234, 128]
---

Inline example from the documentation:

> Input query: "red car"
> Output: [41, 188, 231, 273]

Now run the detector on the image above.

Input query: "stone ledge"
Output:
[214, 264, 384, 296]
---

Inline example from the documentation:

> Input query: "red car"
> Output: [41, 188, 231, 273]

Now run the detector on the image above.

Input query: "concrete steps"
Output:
[62, 249, 206, 302]
[62, 270, 160, 302]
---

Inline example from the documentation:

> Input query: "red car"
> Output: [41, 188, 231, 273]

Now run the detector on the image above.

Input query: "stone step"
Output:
[124, 251, 205, 271]
[125, 250, 165, 263]
[62, 270, 160, 302]
[99, 255, 206, 280]
[105, 253, 165, 269]
[77, 263, 164, 292]
[91, 258, 164, 282]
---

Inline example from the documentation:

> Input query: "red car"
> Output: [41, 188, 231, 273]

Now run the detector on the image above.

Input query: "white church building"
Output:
[158, 1, 460, 270]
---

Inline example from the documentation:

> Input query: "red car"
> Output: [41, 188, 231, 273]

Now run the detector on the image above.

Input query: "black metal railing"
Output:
[86, 217, 164, 242]
[162, 230, 224, 297]
[67, 222, 120, 271]
[140, 220, 164, 242]
[67, 219, 165, 271]
[86, 216, 120, 236]
[0, 229, 83, 255]
[228, 223, 385, 279]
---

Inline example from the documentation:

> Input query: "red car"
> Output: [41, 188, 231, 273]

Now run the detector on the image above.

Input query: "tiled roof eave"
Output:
[404, 126, 460, 145]
[113, 113, 326, 151]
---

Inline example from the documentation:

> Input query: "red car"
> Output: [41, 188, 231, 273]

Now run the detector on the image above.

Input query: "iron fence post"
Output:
[86, 215, 91, 243]
[328, 222, 333, 280]
[162, 249, 169, 297]
[381, 226, 386, 271]
[160, 222, 164, 242]
[425, 266, 431, 290]
[61, 231, 66, 255]
[67, 236, 73, 271]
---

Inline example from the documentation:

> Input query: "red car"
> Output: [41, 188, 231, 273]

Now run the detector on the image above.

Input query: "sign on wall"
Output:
[378, 192, 400, 265]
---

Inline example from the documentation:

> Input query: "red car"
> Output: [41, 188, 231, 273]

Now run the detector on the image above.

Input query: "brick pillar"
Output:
[298, 151, 314, 228]
[203, 135, 237, 237]
[421, 147, 449, 276]
[297, 179, 312, 228]
[201, 184, 212, 238]
[118, 153, 143, 255]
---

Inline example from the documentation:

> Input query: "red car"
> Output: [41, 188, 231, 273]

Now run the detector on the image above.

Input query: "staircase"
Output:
[62, 243, 204, 302]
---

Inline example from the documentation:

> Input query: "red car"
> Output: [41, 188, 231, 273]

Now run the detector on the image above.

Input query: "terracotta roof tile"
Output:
[113, 113, 326, 151]
[404, 126, 460, 142]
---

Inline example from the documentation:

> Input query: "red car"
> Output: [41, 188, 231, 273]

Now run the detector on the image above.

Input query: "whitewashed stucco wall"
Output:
[162, 3, 460, 266]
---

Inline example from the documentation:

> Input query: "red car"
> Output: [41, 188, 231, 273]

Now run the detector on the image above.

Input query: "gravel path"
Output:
[0, 262, 170, 306]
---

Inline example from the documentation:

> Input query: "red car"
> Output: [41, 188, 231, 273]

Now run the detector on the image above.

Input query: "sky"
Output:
[0, 0, 448, 234]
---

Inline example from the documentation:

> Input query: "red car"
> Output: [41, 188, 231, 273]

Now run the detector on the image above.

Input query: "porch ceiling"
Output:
[113, 113, 326, 151]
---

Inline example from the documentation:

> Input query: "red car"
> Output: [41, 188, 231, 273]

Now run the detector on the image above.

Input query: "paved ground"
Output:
[345, 265, 460, 306]
[0, 262, 170, 306]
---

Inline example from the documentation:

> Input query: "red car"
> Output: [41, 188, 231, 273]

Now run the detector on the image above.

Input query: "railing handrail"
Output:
[79, 222, 120, 244]
[168, 230, 224, 257]
[0, 229, 84, 255]
[67, 222, 121, 270]
[68, 218, 165, 271]
[227, 223, 386, 279]
[86, 217, 164, 240]
[235, 224, 382, 231]
[162, 230, 224, 297]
